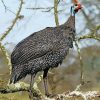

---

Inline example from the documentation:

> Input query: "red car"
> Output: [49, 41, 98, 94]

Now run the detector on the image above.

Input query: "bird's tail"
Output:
[9, 64, 27, 84]
[10, 71, 18, 84]
[10, 70, 20, 84]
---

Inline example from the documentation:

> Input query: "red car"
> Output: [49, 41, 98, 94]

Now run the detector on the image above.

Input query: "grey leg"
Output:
[29, 74, 35, 100]
[43, 68, 49, 96]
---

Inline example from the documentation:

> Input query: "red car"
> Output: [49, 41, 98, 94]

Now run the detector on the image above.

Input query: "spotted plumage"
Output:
[10, 16, 75, 84]
[10, 15, 76, 97]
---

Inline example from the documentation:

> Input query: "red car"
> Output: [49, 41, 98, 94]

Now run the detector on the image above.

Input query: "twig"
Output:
[26, 6, 54, 12]
[1, 0, 15, 15]
[1, 0, 7, 12]
[78, 25, 100, 41]
[54, 0, 59, 26]
[0, 42, 11, 74]
[43, 90, 100, 100]
[78, 34, 100, 41]
[26, 0, 61, 13]
[91, 25, 100, 35]
[64, 91, 100, 100]
[0, 82, 42, 99]
[75, 40, 84, 85]
[5, 7, 16, 15]
[0, 0, 24, 41]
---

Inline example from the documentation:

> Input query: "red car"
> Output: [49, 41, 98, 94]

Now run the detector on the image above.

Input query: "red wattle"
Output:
[77, 3, 82, 9]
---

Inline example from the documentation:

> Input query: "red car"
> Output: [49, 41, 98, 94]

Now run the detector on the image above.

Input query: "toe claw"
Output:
[45, 93, 56, 98]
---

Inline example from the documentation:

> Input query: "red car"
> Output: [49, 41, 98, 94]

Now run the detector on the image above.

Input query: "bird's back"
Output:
[11, 26, 70, 66]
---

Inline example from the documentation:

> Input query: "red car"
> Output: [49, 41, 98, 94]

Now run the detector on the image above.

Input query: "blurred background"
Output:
[0, 0, 100, 100]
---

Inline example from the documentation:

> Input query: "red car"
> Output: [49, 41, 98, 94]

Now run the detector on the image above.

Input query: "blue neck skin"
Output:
[70, 6, 75, 16]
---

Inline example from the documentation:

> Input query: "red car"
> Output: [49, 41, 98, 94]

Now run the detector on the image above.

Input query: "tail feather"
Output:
[10, 72, 27, 84]
[10, 73, 20, 84]
[10, 64, 27, 84]
[10, 59, 35, 84]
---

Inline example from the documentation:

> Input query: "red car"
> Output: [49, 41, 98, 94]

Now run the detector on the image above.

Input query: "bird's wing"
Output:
[11, 27, 61, 65]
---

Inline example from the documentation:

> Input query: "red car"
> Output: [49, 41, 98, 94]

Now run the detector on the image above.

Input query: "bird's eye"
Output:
[75, 4, 79, 8]
[75, 4, 77, 6]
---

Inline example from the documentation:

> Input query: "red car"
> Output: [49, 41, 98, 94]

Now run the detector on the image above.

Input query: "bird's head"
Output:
[71, 3, 82, 16]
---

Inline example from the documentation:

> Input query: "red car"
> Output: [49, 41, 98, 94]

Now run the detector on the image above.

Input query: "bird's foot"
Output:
[45, 93, 57, 98]
[29, 90, 34, 100]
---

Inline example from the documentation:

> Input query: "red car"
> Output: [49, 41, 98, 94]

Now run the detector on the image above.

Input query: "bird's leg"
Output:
[29, 74, 35, 100]
[43, 68, 50, 97]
